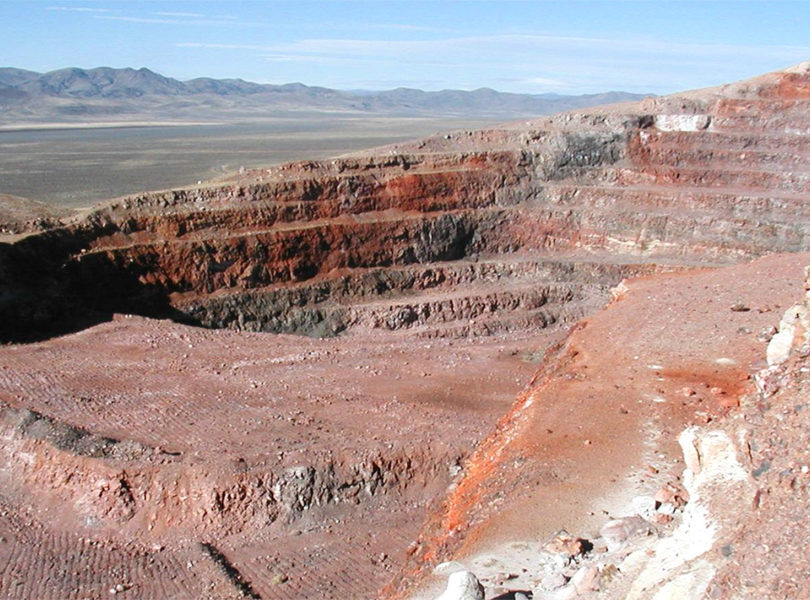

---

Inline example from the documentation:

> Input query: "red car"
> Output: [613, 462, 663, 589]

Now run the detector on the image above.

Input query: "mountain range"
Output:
[0, 66, 648, 126]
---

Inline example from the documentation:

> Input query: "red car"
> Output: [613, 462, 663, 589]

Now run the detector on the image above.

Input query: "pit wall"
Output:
[4, 74, 810, 341]
[0, 134, 628, 340]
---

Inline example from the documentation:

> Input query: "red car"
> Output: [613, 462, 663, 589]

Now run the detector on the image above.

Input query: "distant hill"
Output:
[0, 66, 649, 126]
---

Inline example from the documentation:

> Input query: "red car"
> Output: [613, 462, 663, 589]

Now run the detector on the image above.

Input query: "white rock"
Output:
[626, 428, 750, 599]
[680, 427, 748, 488]
[786, 61, 810, 74]
[434, 561, 467, 575]
[654, 114, 711, 132]
[767, 318, 797, 365]
[650, 559, 715, 600]
[658, 502, 676, 516]
[610, 280, 629, 301]
[767, 304, 809, 365]
[599, 516, 654, 552]
[571, 565, 600, 593]
[539, 571, 568, 591]
[435, 570, 485, 600]
[632, 495, 657, 519]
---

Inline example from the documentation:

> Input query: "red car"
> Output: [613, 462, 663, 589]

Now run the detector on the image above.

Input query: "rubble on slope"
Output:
[424, 264, 810, 599]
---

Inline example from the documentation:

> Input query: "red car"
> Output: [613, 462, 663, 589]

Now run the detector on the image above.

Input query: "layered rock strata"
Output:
[4, 65, 810, 341]
[1, 64, 810, 599]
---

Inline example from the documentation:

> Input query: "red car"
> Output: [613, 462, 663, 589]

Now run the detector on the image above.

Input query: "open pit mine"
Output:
[2, 63, 810, 599]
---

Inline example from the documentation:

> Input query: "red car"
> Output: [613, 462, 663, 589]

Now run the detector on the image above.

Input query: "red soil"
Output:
[394, 252, 810, 597]
[0, 317, 555, 598]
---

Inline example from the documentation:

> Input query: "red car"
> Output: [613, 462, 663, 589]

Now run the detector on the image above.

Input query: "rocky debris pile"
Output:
[0, 193, 68, 238]
[757, 264, 810, 387]
[428, 477, 688, 599]
[428, 422, 752, 600]
[426, 262, 810, 600]
[706, 265, 810, 597]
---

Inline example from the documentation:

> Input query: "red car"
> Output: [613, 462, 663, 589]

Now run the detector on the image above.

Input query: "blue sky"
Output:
[2, 0, 810, 94]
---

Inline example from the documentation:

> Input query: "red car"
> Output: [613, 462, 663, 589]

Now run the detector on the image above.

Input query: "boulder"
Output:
[435, 570, 485, 600]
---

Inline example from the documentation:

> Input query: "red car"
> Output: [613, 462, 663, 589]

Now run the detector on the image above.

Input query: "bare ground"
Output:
[0, 315, 560, 599]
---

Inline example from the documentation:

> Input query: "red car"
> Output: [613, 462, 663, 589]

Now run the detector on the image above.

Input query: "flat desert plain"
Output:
[0, 115, 498, 209]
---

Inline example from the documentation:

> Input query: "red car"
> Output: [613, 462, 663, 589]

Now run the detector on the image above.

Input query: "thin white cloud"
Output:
[364, 23, 453, 33]
[263, 34, 810, 63]
[517, 77, 568, 90]
[94, 15, 193, 24]
[258, 52, 433, 68]
[47, 6, 109, 12]
[176, 33, 810, 94]
[259, 52, 462, 70]
[155, 12, 206, 18]
[175, 44, 460, 68]
[178, 34, 810, 65]
[93, 15, 257, 27]
[177, 42, 267, 51]
[339, 78, 446, 89]
[262, 53, 327, 63]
